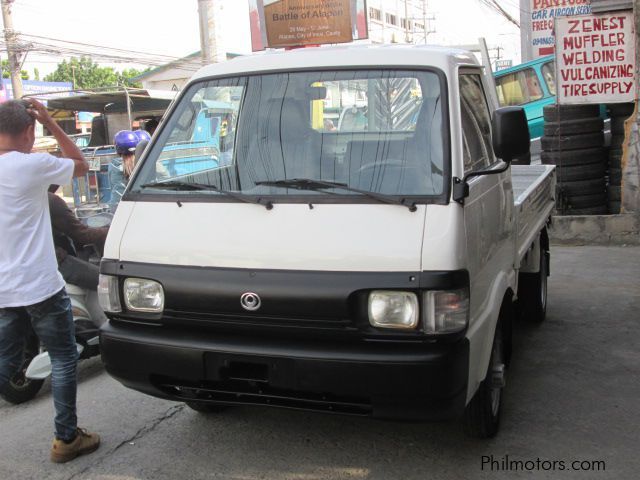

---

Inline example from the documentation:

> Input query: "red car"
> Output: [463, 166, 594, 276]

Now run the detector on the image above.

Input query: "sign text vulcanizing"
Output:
[556, 11, 636, 104]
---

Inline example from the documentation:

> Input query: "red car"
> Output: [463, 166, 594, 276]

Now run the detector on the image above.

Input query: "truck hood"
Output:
[112, 201, 427, 272]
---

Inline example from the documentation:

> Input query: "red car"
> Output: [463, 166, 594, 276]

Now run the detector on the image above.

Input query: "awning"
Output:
[25, 87, 177, 114]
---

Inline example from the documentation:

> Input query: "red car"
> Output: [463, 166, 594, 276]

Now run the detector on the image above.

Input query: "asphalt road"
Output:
[1, 246, 638, 480]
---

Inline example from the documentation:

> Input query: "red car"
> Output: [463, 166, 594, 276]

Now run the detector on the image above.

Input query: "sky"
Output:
[6, 0, 522, 79]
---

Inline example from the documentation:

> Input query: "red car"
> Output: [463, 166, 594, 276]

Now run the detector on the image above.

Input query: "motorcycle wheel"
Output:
[0, 334, 45, 404]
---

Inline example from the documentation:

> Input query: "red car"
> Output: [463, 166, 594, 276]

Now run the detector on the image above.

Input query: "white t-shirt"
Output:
[0, 152, 74, 307]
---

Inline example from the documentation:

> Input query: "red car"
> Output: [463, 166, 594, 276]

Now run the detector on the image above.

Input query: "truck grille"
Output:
[160, 309, 357, 333]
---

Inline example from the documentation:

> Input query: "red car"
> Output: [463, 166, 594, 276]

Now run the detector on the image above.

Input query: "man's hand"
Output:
[25, 98, 89, 177]
[25, 99, 55, 128]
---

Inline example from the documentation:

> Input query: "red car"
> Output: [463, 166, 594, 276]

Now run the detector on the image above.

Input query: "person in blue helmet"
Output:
[108, 130, 139, 210]
[133, 129, 151, 163]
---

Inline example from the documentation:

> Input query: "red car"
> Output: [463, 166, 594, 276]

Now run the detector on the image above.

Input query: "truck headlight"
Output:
[123, 278, 164, 313]
[423, 288, 469, 334]
[368, 291, 418, 329]
[98, 274, 121, 313]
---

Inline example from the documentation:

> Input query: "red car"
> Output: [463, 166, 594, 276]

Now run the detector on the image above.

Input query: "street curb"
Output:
[550, 213, 640, 246]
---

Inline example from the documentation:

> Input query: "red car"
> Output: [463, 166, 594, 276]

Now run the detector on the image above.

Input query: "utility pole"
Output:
[1, 0, 23, 99]
[197, 0, 225, 65]
[404, 0, 411, 43]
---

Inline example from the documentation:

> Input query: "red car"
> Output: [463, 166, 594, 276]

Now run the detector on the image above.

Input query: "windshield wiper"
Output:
[140, 180, 273, 210]
[255, 178, 417, 212]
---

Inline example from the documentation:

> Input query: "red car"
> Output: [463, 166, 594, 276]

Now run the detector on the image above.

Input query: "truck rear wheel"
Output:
[463, 317, 506, 438]
[518, 232, 549, 323]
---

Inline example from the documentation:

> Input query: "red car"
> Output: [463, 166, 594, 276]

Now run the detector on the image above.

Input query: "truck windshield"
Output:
[130, 70, 445, 200]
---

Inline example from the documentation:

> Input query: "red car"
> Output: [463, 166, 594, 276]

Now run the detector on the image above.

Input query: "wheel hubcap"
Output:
[490, 334, 505, 416]
[540, 252, 548, 310]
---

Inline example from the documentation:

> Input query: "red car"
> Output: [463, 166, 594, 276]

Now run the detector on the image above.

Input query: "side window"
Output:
[459, 74, 494, 173]
[495, 68, 544, 106]
[541, 61, 556, 96]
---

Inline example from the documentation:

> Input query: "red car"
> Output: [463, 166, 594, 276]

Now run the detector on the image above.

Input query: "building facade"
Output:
[366, 0, 433, 45]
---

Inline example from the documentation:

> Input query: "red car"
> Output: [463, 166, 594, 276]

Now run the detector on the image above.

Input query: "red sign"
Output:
[556, 12, 636, 104]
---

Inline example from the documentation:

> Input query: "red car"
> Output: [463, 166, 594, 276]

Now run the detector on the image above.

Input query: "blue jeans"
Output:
[0, 289, 78, 441]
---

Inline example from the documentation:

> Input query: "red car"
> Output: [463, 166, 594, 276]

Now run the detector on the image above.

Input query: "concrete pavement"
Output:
[0, 246, 638, 480]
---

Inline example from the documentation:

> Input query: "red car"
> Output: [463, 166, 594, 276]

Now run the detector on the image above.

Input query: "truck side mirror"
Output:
[453, 106, 530, 205]
[492, 107, 530, 163]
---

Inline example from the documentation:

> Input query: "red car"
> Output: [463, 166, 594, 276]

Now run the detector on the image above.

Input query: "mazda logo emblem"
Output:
[240, 292, 261, 311]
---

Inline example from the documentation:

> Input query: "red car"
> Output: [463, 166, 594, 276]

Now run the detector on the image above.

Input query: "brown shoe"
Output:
[50, 428, 100, 463]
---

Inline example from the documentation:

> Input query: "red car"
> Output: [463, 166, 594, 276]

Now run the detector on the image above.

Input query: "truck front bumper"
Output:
[100, 322, 469, 421]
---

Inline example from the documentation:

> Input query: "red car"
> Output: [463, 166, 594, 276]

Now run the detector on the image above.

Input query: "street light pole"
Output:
[1, 0, 23, 99]
[198, 0, 225, 64]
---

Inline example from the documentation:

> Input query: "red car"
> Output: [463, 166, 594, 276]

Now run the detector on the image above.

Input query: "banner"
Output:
[529, 0, 591, 59]
[556, 12, 636, 104]
[0, 80, 72, 102]
[249, 0, 368, 51]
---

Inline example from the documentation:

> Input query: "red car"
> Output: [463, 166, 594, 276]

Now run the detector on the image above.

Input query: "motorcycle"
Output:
[0, 211, 111, 405]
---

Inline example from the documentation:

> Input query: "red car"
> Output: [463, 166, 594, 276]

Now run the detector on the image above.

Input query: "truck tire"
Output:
[556, 178, 605, 196]
[463, 305, 509, 438]
[611, 116, 628, 135]
[541, 132, 604, 151]
[608, 201, 621, 214]
[185, 401, 229, 413]
[563, 205, 609, 215]
[609, 134, 626, 150]
[608, 185, 621, 202]
[541, 147, 605, 167]
[0, 334, 45, 404]
[607, 102, 635, 117]
[543, 117, 603, 136]
[608, 167, 622, 185]
[518, 231, 549, 323]
[543, 104, 600, 122]
[555, 162, 607, 182]
[565, 192, 607, 209]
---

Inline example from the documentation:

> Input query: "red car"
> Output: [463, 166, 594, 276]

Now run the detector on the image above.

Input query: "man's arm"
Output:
[49, 193, 109, 254]
[27, 99, 89, 178]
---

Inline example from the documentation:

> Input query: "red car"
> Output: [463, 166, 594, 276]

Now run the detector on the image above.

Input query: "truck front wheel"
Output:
[463, 312, 507, 438]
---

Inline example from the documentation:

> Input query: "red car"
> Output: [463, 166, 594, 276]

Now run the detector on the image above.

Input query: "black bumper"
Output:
[100, 322, 469, 421]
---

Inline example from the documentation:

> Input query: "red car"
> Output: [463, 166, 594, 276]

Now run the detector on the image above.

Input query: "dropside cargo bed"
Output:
[511, 164, 556, 265]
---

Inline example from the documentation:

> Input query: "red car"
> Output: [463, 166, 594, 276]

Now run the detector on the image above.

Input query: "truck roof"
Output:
[191, 44, 481, 81]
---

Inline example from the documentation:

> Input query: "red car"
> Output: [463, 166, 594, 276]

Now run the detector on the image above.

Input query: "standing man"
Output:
[0, 99, 100, 463]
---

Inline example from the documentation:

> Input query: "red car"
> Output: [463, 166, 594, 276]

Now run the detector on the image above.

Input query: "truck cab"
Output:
[99, 45, 555, 438]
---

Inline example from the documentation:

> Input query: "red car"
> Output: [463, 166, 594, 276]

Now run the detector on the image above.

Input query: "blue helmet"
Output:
[114, 130, 138, 154]
[134, 130, 151, 143]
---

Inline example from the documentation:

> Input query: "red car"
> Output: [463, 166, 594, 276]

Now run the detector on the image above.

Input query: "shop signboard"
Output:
[556, 11, 636, 104]
[0, 80, 72, 102]
[249, 0, 368, 51]
[528, 0, 592, 59]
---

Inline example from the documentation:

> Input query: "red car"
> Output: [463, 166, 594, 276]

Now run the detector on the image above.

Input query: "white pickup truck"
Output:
[99, 44, 555, 438]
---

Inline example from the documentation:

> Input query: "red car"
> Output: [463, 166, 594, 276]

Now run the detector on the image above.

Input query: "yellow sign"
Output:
[263, 0, 353, 48]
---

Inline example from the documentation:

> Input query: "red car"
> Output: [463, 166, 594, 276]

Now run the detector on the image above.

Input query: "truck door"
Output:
[459, 71, 514, 385]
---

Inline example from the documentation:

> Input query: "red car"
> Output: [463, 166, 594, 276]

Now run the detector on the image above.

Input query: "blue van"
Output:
[494, 55, 556, 141]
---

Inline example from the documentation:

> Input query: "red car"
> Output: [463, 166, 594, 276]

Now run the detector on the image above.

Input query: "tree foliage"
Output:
[43, 57, 148, 89]
[1, 60, 30, 80]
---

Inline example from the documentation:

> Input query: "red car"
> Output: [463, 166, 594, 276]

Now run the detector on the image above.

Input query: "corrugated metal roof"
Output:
[589, 0, 633, 13]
